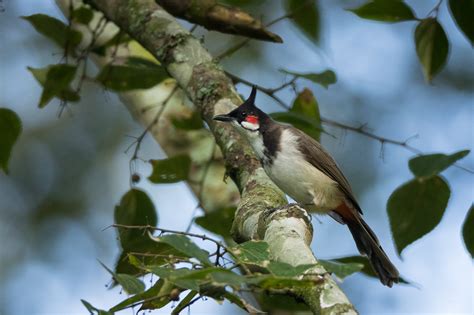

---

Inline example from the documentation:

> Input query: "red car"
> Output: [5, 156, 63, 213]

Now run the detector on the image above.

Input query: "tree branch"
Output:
[215, 9, 293, 60]
[156, 0, 282, 43]
[215, 1, 312, 61]
[57, 0, 357, 313]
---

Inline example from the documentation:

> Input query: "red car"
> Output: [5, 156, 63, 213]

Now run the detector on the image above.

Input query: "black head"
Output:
[213, 87, 268, 132]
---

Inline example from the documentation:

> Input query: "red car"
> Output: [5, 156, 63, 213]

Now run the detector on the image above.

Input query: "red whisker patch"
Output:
[245, 115, 259, 124]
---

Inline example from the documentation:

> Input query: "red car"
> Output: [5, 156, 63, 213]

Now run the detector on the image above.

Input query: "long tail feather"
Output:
[333, 205, 399, 287]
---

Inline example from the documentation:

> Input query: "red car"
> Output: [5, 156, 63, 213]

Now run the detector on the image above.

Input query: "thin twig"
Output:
[181, 295, 202, 314]
[214, 244, 221, 266]
[128, 252, 189, 260]
[58, 15, 109, 118]
[76, 21, 119, 95]
[428, 0, 444, 17]
[215, 1, 309, 60]
[63, 0, 74, 63]
[127, 85, 179, 185]
[197, 142, 217, 203]
[109, 223, 228, 250]
[170, 291, 198, 315]
[109, 223, 254, 274]
[185, 142, 217, 232]
[266, 76, 298, 94]
[189, 24, 198, 33]
[225, 71, 290, 109]
[320, 118, 421, 154]
[215, 12, 293, 60]
[320, 118, 473, 173]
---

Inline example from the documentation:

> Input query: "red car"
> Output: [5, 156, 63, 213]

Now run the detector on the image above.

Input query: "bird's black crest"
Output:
[213, 86, 271, 125]
[242, 86, 257, 107]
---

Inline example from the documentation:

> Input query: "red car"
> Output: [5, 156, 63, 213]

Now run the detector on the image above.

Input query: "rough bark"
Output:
[57, 0, 357, 313]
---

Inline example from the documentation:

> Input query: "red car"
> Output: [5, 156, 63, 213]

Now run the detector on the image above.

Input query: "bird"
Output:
[213, 86, 399, 287]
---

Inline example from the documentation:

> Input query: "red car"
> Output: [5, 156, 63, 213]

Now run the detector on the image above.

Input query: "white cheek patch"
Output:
[241, 121, 259, 131]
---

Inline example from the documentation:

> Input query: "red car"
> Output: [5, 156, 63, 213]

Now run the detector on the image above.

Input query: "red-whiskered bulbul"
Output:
[213, 87, 399, 287]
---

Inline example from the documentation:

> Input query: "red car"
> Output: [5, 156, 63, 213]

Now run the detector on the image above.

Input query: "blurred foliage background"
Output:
[0, 0, 473, 314]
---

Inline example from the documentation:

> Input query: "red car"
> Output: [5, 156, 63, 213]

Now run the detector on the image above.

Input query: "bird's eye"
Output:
[241, 112, 247, 117]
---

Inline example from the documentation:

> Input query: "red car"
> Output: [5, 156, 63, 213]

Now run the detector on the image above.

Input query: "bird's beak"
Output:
[213, 114, 234, 122]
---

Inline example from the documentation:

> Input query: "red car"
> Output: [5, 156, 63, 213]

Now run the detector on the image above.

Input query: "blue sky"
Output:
[1, 0, 472, 314]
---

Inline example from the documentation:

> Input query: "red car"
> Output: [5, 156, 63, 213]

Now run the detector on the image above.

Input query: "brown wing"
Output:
[290, 127, 363, 214]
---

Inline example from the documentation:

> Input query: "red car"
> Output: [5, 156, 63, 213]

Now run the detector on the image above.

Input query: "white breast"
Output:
[264, 129, 343, 213]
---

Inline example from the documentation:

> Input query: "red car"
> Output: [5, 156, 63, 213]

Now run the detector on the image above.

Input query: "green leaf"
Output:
[348, 0, 416, 22]
[22, 14, 82, 49]
[291, 89, 320, 119]
[96, 60, 168, 91]
[110, 279, 167, 311]
[114, 189, 174, 275]
[280, 69, 337, 89]
[172, 111, 204, 130]
[318, 259, 364, 280]
[92, 32, 131, 56]
[270, 111, 323, 141]
[218, 291, 263, 314]
[28, 64, 79, 107]
[285, 0, 320, 43]
[230, 241, 270, 264]
[28, 66, 50, 84]
[159, 267, 246, 292]
[114, 188, 158, 250]
[414, 18, 449, 82]
[150, 267, 317, 295]
[207, 270, 247, 288]
[290, 88, 322, 141]
[462, 204, 474, 258]
[195, 207, 235, 238]
[0, 108, 22, 174]
[333, 256, 410, 284]
[165, 271, 207, 291]
[254, 275, 317, 289]
[163, 268, 247, 292]
[258, 293, 309, 312]
[72, 7, 94, 25]
[100, 261, 145, 294]
[39, 65, 77, 107]
[266, 262, 316, 277]
[114, 274, 145, 294]
[148, 155, 191, 184]
[115, 241, 180, 276]
[109, 278, 178, 312]
[125, 57, 160, 68]
[409, 150, 470, 178]
[449, 0, 474, 46]
[171, 291, 198, 315]
[82, 299, 114, 315]
[147, 267, 211, 291]
[140, 280, 178, 311]
[151, 234, 212, 266]
[203, 289, 244, 312]
[388, 176, 450, 255]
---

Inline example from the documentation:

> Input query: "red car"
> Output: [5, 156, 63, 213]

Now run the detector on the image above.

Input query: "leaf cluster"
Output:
[349, 0, 474, 81]
[388, 151, 471, 256]
[5, 3, 473, 315]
